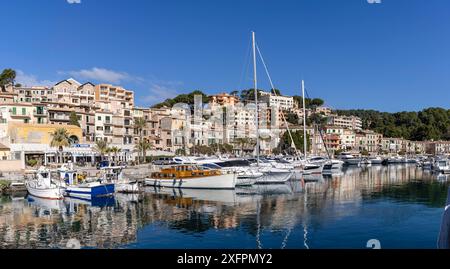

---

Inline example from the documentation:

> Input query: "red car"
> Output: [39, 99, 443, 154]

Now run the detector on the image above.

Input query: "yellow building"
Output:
[7, 122, 83, 144]
[0, 142, 10, 160]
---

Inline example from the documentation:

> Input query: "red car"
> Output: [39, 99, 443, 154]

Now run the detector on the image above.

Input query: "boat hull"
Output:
[66, 183, 115, 199]
[25, 182, 64, 200]
[255, 170, 293, 184]
[115, 182, 140, 193]
[144, 173, 236, 189]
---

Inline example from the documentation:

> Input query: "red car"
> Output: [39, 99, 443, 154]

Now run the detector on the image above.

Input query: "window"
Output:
[97, 116, 101, 121]
[12, 107, 16, 115]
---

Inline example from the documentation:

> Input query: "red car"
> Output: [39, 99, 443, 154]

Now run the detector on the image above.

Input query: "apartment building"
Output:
[425, 141, 450, 155]
[14, 86, 54, 103]
[209, 93, 239, 108]
[315, 106, 333, 116]
[341, 129, 356, 151]
[328, 115, 362, 130]
[381, 137, 405, 154]
[355, 130, 383, 153]
[260, 92, 294, 111]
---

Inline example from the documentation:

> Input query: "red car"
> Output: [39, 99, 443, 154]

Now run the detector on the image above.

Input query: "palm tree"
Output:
[109, 146, 120, 164]
[134, 117, 147, 164]
[234, 137, 255, 157]
[50, 128, 71, 163]
[94, 140, 109, 161]
[135, 140, 152, 164]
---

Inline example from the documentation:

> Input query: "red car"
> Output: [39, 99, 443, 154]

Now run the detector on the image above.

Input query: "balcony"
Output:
[33, 110, 48, 117]
[49, 115, 70, 121]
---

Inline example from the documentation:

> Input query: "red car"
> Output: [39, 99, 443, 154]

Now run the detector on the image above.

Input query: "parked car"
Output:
[96, 161, 110, 169]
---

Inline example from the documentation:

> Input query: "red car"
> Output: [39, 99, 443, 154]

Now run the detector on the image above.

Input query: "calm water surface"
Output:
[0, 165, 449, 249]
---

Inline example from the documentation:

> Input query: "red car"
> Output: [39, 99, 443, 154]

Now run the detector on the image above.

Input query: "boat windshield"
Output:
[215, 160, 251, 167]
[201, 163, 222, 170]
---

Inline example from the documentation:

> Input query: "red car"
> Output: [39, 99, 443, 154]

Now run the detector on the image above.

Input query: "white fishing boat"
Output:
[100, 166, 140, 193]
[60, 165, 115, 200]
[145, 164, 236, 189]
[25, 166, 65, 200]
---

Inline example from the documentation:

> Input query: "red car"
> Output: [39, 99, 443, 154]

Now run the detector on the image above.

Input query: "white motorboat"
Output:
[337, 152, 361, 166]
[302, 162, 323, 175]
[322, 159, 344, 174]
[433, 159, 450, 174]
[369, 156, 383, 165]
[25, 166, 65, 200]
[202, 159, 262, 186]
[307, 156, 329, 166]
[387, 156, 406, 164]
[145, 164, 236, 189]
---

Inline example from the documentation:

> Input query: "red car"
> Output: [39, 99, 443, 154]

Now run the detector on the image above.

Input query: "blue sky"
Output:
[2, 0, 450, 112]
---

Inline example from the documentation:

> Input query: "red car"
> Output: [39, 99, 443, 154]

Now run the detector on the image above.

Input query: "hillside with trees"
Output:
[335, 108, 450, 141]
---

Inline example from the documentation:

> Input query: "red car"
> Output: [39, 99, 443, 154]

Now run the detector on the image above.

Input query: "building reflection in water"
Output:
[0, 164, 449, 249]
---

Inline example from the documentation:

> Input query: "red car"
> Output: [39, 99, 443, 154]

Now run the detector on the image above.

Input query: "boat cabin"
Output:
[151, 165, 222, 179]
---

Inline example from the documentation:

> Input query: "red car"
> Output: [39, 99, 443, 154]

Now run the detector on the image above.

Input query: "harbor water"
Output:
[0, 164, 449, 249]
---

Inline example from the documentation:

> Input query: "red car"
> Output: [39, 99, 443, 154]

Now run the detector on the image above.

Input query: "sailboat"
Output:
[248, 31, 293, 184]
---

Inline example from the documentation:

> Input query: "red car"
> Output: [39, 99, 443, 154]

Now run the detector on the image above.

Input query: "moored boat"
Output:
[25, 166, 65, 200]
[61, 165, 115, 200]
[145, 164, 236, 189]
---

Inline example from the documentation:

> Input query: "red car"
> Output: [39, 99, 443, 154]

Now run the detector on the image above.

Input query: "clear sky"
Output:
[2, 0, 450, 112]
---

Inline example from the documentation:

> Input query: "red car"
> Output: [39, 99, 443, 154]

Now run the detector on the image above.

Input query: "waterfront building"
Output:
[323, 133, 341, 153]
[259, 92, 294, 111]
[381, 137, 405, 154]
[425, 141, 450, 155]
[355, 130, 383, 153]
[327, 115, 362, 130]
[341, 129, 356, 151]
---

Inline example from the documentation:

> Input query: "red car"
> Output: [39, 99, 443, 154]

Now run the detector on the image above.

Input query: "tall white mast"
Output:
[252, 31, 260, 166]
[302, 80, 307, 160]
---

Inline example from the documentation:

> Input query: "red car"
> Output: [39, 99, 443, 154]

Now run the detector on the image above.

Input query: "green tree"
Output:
[108, 146, 120, 163]
[69, 111, 80, 127]
[270, 88, 282, 96]
[230, 90, 239, 96]
[240, 88, 263, 101]
[135, 140, 153, 163]
[277, 131, 310, 155]
[0, 69, 17, 90]
[134, 117, 147, 164]
[94, 140, 109, 161]
[50, 128, 71, 163]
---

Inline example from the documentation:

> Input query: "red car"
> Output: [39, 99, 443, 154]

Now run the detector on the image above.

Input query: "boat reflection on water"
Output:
[145, 186, 241, 205]
[438, 187, 450, 249]
[236, 183, 294, 196]
[27, 195, 65, 212]
[64, 196, 116, 208]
